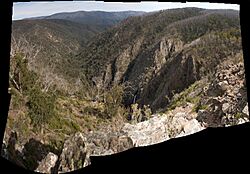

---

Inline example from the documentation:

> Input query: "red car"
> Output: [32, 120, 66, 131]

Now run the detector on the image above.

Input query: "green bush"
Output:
[104, 85, 125, 119]
[10, 52, 57, 130]
[10, 53, 38, 95]
[27, 87, 56, 128]
[143, 105, 152, 120]
[131, 103, 142, 123]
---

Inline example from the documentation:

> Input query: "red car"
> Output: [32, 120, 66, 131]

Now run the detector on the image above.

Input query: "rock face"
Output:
[1, 132, 59, 172]
[1, 140, 8, 160]
[122, 102, 205, 146]
[195, 55, 249, 127]
[2, 8, 247, 174]
[58, 132, 90, 173]
[54, 103, 205, 173]
[122, 116, 170, 147]
[1, 131, 26, 168]
[112, 38, 143, 85]
[58, 105, 205, 173]
[35, 152, 58, 173]
[86, 131, 134, 156]
[176, 119, 204, 137]
[139, 52, 199, 112]
[242, 104, 249, 116]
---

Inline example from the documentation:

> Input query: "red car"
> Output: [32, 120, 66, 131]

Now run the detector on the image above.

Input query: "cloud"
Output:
[13, 1, 239, 20]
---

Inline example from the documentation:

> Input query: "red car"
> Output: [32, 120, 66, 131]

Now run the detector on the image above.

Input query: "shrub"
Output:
[10, 53, 38, 95]
[104, 85, 125, 119]
[131, 103, 142, 123]
[27, 87, 56, 129]
[143, 105, 152, 120]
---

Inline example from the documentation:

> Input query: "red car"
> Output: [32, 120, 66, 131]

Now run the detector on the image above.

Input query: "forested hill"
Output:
[3, 7, 248, 173]
[27, 10, 146, 30]
[11, 11, 145, 93]
[75, 8, 241, 111]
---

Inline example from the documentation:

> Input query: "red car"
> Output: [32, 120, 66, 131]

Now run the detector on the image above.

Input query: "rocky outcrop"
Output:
[176, 119, 205, 137]
[86, 131, 134, 156]
[1, 140, 8, 159]
[153, 37, 183, 72]
[1, 132, 59, 172]
[122, 37, 186, 106]
[122, 116, 170, 147]
[139, 52, 199, 111]
[57, 132, 90, 173]
[242, 104, 249, 116]
[112, 38, 143, 85]
[122, 102, 204, 146]
[196, 56, 249, 127]
[1, 131, 26, 168]
[92, 37, 143, 90]
[53, 103, 205, 173]
[0, 105, 208, 173]
[35, 152, 58, 173]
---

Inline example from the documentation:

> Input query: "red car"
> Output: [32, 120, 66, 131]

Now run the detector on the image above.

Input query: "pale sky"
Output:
[13, 1, 240, 20]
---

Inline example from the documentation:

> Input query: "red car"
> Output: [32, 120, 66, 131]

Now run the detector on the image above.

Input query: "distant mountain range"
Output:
[11, 10, 145, 86]
[27, 10, 146, 29]
[5, 8, 248, 173]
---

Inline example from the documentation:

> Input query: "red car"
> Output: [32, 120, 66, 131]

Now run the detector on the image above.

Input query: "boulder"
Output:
[1, 140, 8, 159]
[35, 152, 58, 173]
[171, 116, 188, 133]
[122, 115, 170, 147]
[218, 81, 228, 92]
[237, 117, 249, 125]
[182, 119, 204, 135]
[5, 131, 26, 168]
[242, 104, 249, 116]
[222, 102, 231, 113]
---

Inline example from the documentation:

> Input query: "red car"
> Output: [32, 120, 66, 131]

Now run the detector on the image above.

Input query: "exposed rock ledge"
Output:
[37, 103, 205, 173]
[122, 103, 205, 147]
[2, 104, 206, 173]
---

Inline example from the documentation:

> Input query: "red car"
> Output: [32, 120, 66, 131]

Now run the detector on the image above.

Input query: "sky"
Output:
[13, 1, 240, 20]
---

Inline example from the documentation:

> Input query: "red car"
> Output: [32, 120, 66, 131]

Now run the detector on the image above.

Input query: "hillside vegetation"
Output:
[2, 8, 248, 173]
[74, 8, 241, 111]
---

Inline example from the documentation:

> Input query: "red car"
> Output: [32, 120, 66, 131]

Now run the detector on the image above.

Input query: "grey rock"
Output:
[87, 133, 134, 156]
[218, 81, 228, 92]
[183, 119, 204, 135]
[237, 117, 249, 125]
[122, 115, 170, 147]
[58, 132, 90, 173]
[222, 103, 230, 113]
[1, 140, 8, 160]
[35, 152, 58, 173]
[176, 119, 204, 137]
[242, 104, 249, 116]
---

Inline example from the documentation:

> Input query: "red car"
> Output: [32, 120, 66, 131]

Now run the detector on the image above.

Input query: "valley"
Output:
[1, 8, 249, 173]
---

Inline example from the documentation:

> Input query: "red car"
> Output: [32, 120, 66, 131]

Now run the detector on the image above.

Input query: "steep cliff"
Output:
[2, 7, 248, 173]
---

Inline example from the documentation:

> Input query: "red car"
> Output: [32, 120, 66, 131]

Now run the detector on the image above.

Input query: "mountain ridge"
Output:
[24, 10, 146, 28]
[74, 8, 241, 111]
[2, 7, 248, 173]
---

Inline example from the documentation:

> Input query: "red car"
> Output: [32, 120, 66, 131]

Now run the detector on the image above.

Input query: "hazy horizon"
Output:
[13, 1, 239, 20]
